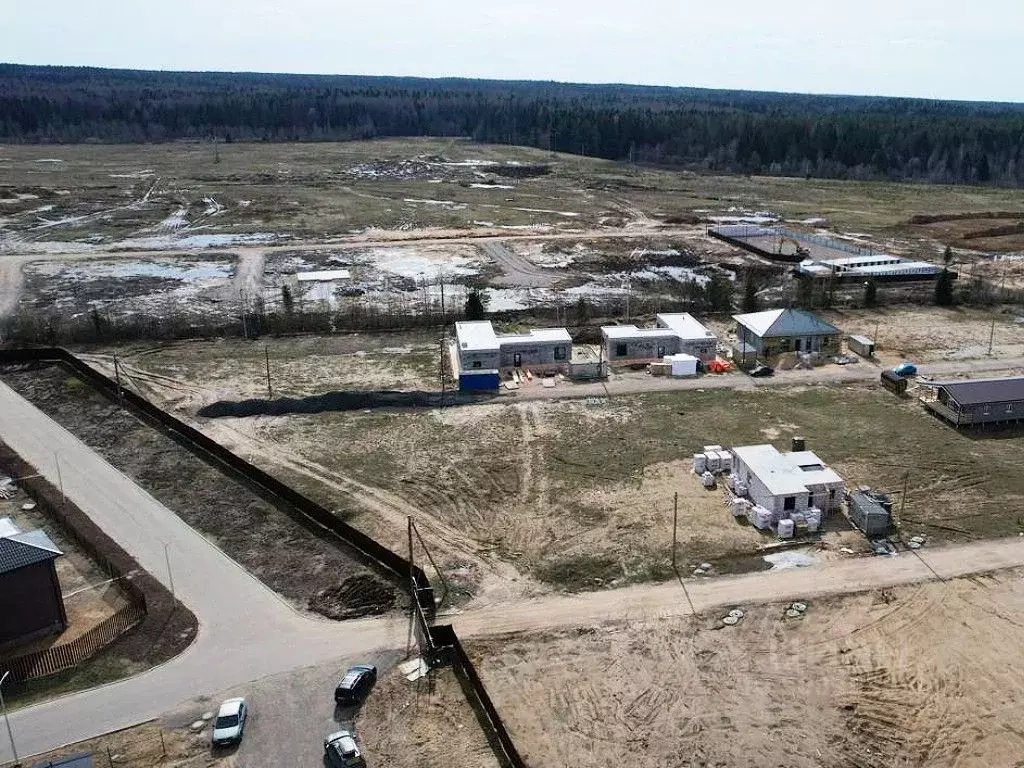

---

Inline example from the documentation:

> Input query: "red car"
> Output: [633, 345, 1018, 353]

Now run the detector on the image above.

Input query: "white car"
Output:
[212, 697, 248, 747]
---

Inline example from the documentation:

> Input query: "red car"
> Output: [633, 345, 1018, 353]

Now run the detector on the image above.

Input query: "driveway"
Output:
[0, 379, 406, 762]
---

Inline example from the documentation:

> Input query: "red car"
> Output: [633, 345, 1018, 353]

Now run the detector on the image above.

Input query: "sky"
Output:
[3, 0, 1022, 103]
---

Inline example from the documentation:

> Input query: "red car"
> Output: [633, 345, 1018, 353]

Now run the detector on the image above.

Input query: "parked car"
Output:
[334, 664, 377, 705]
[211, 697, 248, 747]
[749, 363, 774, 378]
[893, 362, 918, 377]
[324, 730, 367, 768]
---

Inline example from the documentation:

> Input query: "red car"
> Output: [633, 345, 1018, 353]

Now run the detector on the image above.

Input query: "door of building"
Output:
[513, 352, 522, 367]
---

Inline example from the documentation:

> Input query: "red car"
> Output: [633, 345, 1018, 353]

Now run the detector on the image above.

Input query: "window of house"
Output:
[1007, 404, 1014, 414]
[983, 405, 991, 415]
[783, 496, 796, 511]
[472, 360, 482, 369]
[554, 346, 567, 361]
[657, 345, 666, 357]
[616, 343, 628, 357]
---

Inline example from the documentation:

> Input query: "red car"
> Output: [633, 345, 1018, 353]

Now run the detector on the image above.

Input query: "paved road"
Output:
[0, 380, 406, 763]
[6, 372, 1024, 762]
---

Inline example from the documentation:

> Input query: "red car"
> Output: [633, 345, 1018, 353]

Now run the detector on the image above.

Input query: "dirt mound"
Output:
[909, 211, 1024, 224]
[198, 389, 494, 418]
[308, 573, 397, 620]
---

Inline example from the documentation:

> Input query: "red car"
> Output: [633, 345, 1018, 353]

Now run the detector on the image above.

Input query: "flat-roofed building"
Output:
[453, 320, 572, 389]
[731, 444, 845, 517]
[601, 313, 717, 365]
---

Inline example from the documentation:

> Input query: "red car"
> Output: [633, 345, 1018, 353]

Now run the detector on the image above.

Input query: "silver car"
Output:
[212, 697, 248, 747]
[324, 730, 366, 767]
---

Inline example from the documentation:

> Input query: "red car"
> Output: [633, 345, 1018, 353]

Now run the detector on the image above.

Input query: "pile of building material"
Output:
[692, 445, 733, 475]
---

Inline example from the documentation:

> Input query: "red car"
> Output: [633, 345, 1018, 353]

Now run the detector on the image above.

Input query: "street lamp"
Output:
[0, 671, 20, 767]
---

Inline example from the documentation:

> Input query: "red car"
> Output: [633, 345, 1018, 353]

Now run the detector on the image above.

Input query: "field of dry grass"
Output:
[473, 571, 1024, 768]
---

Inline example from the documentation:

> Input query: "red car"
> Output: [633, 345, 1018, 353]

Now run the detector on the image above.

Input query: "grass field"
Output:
[4, 138, 1024, 244]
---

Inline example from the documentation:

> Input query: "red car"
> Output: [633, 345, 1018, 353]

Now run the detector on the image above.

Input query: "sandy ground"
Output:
[473, 570, 1024, 768]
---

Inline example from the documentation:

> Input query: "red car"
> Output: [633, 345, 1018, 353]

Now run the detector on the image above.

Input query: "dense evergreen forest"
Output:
[4, 64, 1024, 186]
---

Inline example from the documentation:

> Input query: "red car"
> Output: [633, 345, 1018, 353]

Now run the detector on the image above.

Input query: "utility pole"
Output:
[239, 290, 249, 340]
[113, 353, 123, 400]
[0, 671, 20, 767]
[53, 452, 65, 508]
[988, 316, 996, 356]
[264, 345, 273, 399]
[671, 492, 679, 571]
[899, 471, 910, 529]
[164, 543, 175, 602]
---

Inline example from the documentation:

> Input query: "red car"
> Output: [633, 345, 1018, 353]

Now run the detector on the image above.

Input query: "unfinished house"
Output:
[454, 320, 572, 390]
[601, 313, 717, 365]
[0, 518, 66, 650]
[923, 376, 1024, 427]
[730, 444, 844, 517]
[732, 308, 841, 363]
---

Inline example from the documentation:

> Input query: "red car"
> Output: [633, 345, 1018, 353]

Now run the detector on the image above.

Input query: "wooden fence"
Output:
[0, 602, 145, 681]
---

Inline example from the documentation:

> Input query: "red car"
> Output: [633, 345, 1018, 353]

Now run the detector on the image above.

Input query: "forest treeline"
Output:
[3, 64, 1024, 186]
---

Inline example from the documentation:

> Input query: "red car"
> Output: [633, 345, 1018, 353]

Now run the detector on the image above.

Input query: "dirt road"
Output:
[449, 534, 1024, 637]
[478, 241, 559, 287]
[506, 356, 1024, 402]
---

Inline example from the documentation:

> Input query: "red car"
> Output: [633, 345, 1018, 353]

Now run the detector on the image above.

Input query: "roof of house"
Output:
[295, 269, 351, 282]
[731, 444, 844, 497]
[655, 313, 716, 341]
[602, 313, 715, 342]
[456, 321, 571, 353]
[938, 376, 1024, 406]
[601, 324, 678, 340]
[497, 328, 572, 345]
[455, 321, 500, 352]
[732, 308, 840, 339]
[0, 528, 62, 576]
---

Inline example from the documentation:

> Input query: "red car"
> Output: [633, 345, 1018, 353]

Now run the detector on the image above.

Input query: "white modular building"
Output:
[454, 321, 572, 373]
[730, 444, 844, 517]
[601, 313, 717, 365]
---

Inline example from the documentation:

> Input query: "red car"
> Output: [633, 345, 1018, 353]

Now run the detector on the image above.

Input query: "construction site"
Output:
[2, 139, 1024, 768]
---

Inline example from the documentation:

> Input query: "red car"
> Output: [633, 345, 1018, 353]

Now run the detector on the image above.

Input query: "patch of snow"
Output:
[34, 158, 64, 163]
[403, 198, 467, 209]
[763, 549, 819, 570]
[28, 205, 56, 214]
[470, 183, 515, 190]
[159, 209, 189, 230]
[708, 214, 777, 225]
[799, 217, 826, 225]
[434, 160, 498, 167]
[202, 197, 224, 216]
[471, 220, 496, 227]
[426, 179, 444, 184]
[513, 207, 579, 218]
[115, 232, 280, 250]
[109, 170, 155, 179]
[237, 200, 253, 208]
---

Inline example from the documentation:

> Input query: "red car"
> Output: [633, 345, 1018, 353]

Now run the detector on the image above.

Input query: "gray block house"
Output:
[732, 308, 841, 362]
[601, 313, 717, 365]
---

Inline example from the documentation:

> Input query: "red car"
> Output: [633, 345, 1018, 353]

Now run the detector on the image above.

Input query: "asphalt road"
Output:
[5, 372, 1024, 762]
[0, 379, 406, 763]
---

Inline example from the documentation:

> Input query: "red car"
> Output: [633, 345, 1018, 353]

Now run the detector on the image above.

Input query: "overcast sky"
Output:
[4, 0, 1021, 102]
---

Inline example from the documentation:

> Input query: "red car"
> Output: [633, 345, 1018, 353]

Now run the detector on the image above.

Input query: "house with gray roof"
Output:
[923, 376, 1024, 427]
[0, 517, 66, 650]
[732, 308, 841, 362]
